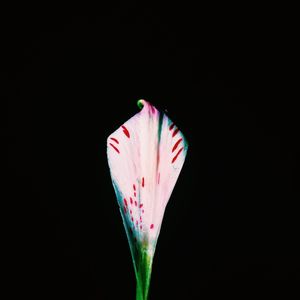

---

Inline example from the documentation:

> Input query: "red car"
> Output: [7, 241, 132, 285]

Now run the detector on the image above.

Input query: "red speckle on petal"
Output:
[150, 224, 154, 229]
[169, 123, 175, 131]
[123, 207, 127, 214]
[140, 216, 142, 222]
[139, 204, 143, 208]
[131, 217, 134, 222]
[134, 192, 136, 197]
[172, 138, 183, 153]
[134, 201, 137, 206]
[133, 184, 136, 191]
[172, 147, 184, 163]
[142, 209, 144, 214]
[123, 198, 128, 206]
[172, 128, 180, 138]
[130, 197, 133, 205]
[130, 210, 132, 215]
[110, 137, 119, 144]
[121, 125, 130, 138]
[140, 225, 142, 230]
[109, 143, 120, 154]
[142, 177, 144, 187]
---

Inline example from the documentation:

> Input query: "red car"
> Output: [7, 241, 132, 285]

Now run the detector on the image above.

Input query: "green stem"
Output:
[135, 250, 153, 300]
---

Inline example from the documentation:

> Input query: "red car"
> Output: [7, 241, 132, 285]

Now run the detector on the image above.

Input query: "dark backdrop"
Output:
[2, 4, 299, 299]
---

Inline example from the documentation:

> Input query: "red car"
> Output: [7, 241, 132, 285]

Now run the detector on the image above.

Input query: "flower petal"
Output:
[107, 100, 187, 247]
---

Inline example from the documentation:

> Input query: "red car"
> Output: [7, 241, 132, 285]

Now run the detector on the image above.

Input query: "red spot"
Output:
[169, 123, 175, 131]
[140, 225, 142, 230]
[139, 204, 143, 208]
[123, 198, 128, 206]
[172, 127, 180, 138]
[130, 210, 132, 215]
[110, 137, 119, 144]
[130, 197, 133, 205]
[150, 224, 154, 229]
[150, 105, 155, 114]
[172, 147, 184, 163]
[140, 216, 142, 222]
[134, 192, 136, 197]
[131, 217, 134, 222]
[134, 201, 137, 206]
[142, 209, 144, 214]
[121, 125, 130, 138]
[109, 143, 120, 154]
[133, 184, 136, 191]
[172, 138, 183, 153]
[142, 177, 145, 187]
[123, 207, 127, 214]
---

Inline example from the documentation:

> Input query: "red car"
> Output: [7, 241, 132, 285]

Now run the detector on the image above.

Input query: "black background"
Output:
[2, 4, 299, 299]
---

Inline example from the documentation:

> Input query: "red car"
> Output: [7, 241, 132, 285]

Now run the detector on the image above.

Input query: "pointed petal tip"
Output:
[137, 99, 158, 116]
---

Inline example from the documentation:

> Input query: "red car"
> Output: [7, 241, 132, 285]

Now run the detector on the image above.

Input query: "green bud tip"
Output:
[137, 99, 145, 109]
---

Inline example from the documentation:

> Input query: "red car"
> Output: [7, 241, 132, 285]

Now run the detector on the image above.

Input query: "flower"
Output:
[107, 99, 188, 300]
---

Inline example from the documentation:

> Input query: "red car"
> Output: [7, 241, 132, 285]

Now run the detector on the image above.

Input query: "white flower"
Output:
[107, 99, 188, 300]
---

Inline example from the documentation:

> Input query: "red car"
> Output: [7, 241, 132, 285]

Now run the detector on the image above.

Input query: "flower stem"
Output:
[135, 250, 153, 300]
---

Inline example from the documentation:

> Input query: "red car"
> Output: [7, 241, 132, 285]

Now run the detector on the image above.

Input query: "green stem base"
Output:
[135, 250, 153, 300]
